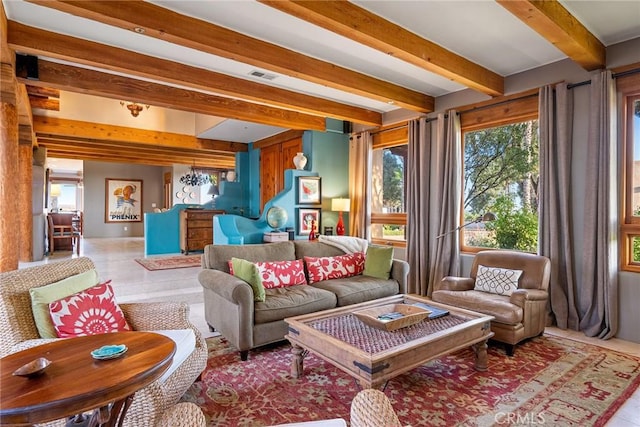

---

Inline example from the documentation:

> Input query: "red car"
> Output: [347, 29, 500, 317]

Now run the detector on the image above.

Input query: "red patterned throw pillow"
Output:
[304, 252, 365, 284]
[48, 280, 131, 338]
[255, 259, 306, 289]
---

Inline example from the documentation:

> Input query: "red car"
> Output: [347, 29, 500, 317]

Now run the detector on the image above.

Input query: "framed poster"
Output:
[105, 178, 143, 223]
[297, 176, 322, 204]
[298, 208, 321, 235]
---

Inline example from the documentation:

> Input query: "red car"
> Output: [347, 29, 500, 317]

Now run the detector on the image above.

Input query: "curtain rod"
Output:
[567, 66, 640, 89]
[364, 66, 640, 135]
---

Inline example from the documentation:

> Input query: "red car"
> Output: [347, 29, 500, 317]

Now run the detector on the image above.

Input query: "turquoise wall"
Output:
[307, 129, 350, 234]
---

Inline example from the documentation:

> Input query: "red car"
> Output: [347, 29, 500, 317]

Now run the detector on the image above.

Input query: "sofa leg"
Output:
[505, 344, 515, 357]
[208, 324, 216, 332]
[240, 350, 249, 361]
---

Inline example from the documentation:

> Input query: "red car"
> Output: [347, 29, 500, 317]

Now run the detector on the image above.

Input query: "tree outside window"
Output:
[462, 120, 539, 252]
[371, 145, 407, 243]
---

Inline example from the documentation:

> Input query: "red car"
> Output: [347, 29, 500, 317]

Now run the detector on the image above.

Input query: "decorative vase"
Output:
[226, 170, 236, 182]
[293, 152, 307, 170]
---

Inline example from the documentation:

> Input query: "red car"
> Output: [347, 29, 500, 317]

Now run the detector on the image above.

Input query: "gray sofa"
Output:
[198, 240, 409, 360]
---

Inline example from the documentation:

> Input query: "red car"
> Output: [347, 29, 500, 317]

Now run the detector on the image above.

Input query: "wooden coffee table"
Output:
[0, 331, 175, 426]
[285, 294, 494, 389]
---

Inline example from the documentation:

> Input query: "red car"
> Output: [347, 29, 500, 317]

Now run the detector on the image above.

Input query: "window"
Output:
[622, 93, 640, 272]
[462, 118, 539, 253]
[370, 126, 407, 246]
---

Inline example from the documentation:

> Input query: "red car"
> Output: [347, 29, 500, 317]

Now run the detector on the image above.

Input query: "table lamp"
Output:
[331, 198, 350, 236]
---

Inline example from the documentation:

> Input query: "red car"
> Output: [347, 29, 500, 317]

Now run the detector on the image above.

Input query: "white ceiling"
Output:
[4, 0, 640, 143]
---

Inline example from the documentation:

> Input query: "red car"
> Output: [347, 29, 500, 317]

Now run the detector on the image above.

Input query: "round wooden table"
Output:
[0, 331, 176, 427]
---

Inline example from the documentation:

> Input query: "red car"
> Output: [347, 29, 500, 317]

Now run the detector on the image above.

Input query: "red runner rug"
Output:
[134, 254, 201, 271]
[182, 335, 640, 426]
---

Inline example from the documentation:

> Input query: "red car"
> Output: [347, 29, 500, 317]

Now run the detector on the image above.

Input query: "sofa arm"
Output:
[435, 276, 475, 292]
[390, 259, 410, 294]
[509, 289, 548, 307]
[198, 269, 255, 306]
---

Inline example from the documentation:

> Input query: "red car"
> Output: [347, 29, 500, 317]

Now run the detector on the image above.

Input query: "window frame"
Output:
[370, 124, 408, 248]
[619, 70, 640, 272]
[459, 90, 539, 254]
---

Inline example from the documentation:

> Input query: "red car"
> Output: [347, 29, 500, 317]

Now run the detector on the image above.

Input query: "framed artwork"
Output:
[297, 176, 322, 204]
[105, 178, 143, 223]
[298, 208, 321, 235]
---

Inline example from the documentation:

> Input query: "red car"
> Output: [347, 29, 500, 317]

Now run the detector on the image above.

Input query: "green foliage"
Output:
[464, 121, 539, 213]
[485, 196, 538, 252]
[463, 120, 540, 252]
[383, 150, 404, 210]
[633, 238, 640, 263]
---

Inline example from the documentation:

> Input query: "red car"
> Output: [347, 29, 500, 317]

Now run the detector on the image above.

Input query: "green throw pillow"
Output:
[363, 245, 394, 280]
[29, 268, 99, 338]
[231, 258, 266, 302]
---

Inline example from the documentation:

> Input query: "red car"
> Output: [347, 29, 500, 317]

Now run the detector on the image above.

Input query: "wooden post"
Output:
[0, 63, 20, 271]
[18, 126, 33, 262]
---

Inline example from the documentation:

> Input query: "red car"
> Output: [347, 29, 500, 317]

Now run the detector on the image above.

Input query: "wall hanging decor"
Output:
[298, 208, 321, 236]
[105, 178, 143, 223]
[297, 176, 321, 205]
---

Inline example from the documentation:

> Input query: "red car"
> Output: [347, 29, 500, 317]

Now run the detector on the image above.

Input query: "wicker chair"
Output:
[0, 257, 208, 427]
[350, 389, 401, 427]
[156, 402, 206, 427]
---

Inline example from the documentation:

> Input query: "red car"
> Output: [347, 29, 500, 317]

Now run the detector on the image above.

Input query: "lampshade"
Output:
[50, 184, 62, 197]
[207, 184, 219, 197]
[331, 198, 350, 212]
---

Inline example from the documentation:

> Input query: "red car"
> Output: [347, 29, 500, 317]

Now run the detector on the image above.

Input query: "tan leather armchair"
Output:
[432, 250, 550, 356]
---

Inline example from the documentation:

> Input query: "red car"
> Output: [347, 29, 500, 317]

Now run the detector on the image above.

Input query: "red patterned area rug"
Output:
[134, 254, 202, 271]
[181, 335, 640, 426]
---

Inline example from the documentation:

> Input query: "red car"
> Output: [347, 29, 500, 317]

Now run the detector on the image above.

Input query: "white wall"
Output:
[82, 161, 164, 238]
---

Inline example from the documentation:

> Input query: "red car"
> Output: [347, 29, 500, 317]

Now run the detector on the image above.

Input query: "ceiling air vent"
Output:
[249, 70, 277, 81]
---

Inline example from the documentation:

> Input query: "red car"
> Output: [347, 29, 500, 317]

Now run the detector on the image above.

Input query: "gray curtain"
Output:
[406, 112, 461, 296]
[579, 71, 618, 339]
[539, 83, 580, 329]
[349, 131, 371, 239]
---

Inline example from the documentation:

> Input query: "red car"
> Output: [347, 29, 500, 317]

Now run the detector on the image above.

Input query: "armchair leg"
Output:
[505, 344, 515, 357]
[240, 350, 249, 361]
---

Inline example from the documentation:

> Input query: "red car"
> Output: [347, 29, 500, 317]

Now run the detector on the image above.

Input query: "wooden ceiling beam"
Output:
[39, 141, 236, 169]
[32, 116, 248, 153]
[37, 136, 237, 162]
[20, 60, 326, 131]
[43, 148, 236, 169]
[26, 0, 433, 113]
[261, 0, 504, 97]
[28, 96, 59, 111]
[496, 0, 605, 71]
[8, 22, 381, 126]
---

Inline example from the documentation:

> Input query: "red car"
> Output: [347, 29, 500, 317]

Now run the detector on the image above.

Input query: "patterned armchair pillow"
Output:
[474, 265, 522, 296]
[48, 280, 131, 338]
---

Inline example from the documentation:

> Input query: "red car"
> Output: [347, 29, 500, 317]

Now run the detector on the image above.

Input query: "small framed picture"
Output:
[298, 208, 321, 235]
[297, 176, 322, 205]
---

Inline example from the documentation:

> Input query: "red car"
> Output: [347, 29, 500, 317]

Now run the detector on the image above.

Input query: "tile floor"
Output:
[19, 237, 640, 426]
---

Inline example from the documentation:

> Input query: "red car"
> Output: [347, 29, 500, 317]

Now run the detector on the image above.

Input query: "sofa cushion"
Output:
[49, 281, 131, 338]
[293, 241, 346, 259]
[257, 259, 307, 289]
[204, 242, 296, 272]
[474, 265, 522, 296]
[29, 268, 100, 338]
[363, 245, 394, 280]
[254, 285, 337, 324]
[153, 329, 196, 384]
[231, 258, 266, 302]
[304, 252, 365, 284]
[431, 289, 523, 324]
[311, 275, 399, 307]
